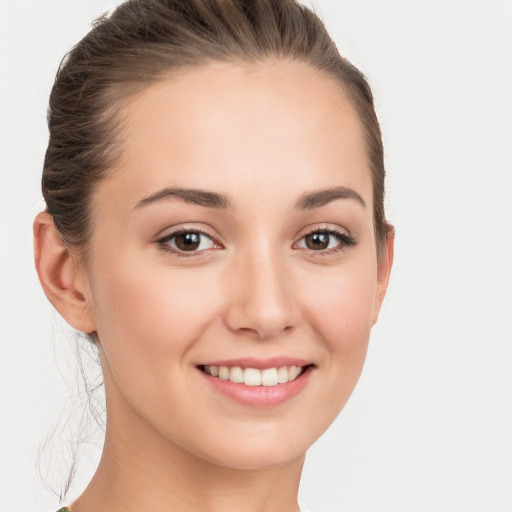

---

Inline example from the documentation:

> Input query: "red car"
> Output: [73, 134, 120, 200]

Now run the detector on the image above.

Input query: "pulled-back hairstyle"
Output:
[42, 0, 388, 259]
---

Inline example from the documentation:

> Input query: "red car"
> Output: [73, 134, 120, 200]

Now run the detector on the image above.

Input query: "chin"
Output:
[182, 420, 321, 472]
[202, 442, 307, 472]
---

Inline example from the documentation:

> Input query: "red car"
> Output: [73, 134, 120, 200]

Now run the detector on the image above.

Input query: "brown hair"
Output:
[43, 0, 388, 257]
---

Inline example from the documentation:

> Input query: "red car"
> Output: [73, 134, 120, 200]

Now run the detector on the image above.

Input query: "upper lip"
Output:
[198, 356, 312, 370]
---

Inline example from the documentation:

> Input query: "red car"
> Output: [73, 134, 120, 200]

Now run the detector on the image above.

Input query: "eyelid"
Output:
[294, 223, 351, 240]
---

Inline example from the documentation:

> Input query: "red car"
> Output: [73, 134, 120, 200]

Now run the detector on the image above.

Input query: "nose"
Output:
[224, 246, 300, 340]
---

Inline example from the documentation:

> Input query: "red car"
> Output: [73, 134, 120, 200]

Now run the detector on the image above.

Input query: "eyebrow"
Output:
[134, 185, 365, 212]
[134, 187, 232, 210]
[295, 186, 366, 209]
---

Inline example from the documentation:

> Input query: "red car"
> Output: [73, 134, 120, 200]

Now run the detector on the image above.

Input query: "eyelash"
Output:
[156, 227, 357, 257]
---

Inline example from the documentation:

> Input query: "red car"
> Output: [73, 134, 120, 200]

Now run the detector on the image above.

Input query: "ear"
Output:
[372, 226, 395, 325]
[33, 211, 97, 333]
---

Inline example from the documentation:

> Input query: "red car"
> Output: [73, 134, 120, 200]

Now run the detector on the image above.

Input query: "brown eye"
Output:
[304, 232, 331, 250]
[175, 232, 201, 251]
[160, 230, 218, 254]
[296, 229, 356, 253]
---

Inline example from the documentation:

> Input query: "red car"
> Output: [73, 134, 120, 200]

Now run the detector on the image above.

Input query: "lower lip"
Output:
[199, 366, 313, 407]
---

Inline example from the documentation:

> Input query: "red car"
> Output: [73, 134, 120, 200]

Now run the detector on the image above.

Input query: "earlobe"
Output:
[372, 227, 395, 325]
[33, 211, 97, 334]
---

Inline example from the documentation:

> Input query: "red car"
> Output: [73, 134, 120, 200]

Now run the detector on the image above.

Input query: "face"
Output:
[81, 60, 391, 470]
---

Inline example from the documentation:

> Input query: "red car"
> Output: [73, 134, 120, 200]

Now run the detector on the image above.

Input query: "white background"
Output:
[1, 1, 511, 511]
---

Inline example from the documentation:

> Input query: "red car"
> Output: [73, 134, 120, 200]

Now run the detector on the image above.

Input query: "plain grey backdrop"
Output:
[1, 1, 511, 511]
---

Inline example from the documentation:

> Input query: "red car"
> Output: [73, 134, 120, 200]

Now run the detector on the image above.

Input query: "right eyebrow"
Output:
[133, 187, 233, 210]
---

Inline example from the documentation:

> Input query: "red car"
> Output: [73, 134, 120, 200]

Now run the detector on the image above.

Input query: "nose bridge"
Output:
[225, 238, 299, 339]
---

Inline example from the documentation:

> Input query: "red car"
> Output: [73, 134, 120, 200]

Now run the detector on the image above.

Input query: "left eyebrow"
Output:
[295, 186, 366, 210]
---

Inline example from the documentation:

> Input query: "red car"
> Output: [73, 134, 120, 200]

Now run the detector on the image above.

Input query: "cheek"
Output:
[308, 260, 377, 337]
[303, 259, 378, 385]
[88, 253, 221, 367]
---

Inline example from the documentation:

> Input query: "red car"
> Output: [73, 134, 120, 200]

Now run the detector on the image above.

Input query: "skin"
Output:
[34, 60, 393, 512]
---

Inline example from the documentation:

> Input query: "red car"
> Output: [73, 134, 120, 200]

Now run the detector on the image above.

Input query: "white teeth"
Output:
[229, 366, 244, 384]
[203, 364, 306, 386]
[244, 368, 262, 386]
[288, 365, 301, 380]
[277, 366, 289, 384]
[261, 368, 279, 386]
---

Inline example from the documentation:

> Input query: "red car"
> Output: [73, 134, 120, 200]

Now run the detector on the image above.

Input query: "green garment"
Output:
[56, 508, 71, 512]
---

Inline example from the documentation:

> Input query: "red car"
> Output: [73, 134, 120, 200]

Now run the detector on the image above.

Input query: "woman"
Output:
[34, 1, 393, 511]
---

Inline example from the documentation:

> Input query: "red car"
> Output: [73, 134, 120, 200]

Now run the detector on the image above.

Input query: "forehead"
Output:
[100, 60, 372, 212]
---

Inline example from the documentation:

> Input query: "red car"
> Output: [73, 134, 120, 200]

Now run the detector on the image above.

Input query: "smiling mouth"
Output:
[198, 364, 311, 387]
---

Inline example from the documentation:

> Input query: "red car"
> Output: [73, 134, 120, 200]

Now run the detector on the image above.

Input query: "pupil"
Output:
[306, 233, 329, 250]
[176, 232, 200, 251]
